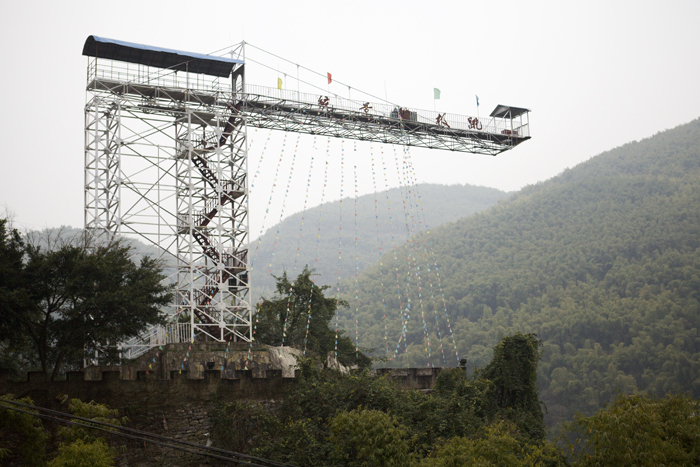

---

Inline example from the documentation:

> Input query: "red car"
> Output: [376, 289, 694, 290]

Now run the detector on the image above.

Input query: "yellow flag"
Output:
[277, 77, 283, 90]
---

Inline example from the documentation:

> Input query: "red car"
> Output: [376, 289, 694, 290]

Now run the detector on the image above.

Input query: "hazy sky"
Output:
[1, 0, 699, 239]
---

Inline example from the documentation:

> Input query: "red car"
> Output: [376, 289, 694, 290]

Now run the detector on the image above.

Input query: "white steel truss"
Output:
[83, 38, 531, 353]
[84, 44, 251, 344]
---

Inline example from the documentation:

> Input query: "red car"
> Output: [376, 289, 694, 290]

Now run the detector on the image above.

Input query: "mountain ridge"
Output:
[336, 117, 700, 428]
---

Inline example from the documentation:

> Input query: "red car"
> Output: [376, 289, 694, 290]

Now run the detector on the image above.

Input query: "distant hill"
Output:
[250, 183, 510, 299]
[22, 225, 174, 279]
[338, 118, 700, 428]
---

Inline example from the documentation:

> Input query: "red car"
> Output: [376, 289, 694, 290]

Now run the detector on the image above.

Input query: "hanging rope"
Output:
[391, 143, 432, 364]
[392, 144, 417, 358]
[369, 142, 390, 358]
[280, 135, 318, 354]
[353, 140, 360, 358]
[333, 137, 346, 359]
[245, 131, 289, 369]
[303, 136, 331, 354]
[378, 145, 408, 361]
[402, 148, 460, 365]
[398, 146, 432, 365]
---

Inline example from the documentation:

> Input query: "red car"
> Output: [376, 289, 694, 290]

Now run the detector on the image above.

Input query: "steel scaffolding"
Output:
[83, 36, 530, 349]
[84, 38, 250, 344]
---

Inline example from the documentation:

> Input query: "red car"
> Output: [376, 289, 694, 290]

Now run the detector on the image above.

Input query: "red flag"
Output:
[327, 72, 332, 84]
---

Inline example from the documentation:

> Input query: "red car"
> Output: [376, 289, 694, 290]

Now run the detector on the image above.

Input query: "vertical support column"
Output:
[84, 51, 251, 346]
[229, 62, 251, 342]
[174, 74, 251, 342]
[84, 88, 120, 246]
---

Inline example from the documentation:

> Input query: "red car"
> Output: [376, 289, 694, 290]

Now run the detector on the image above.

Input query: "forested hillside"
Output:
[338, 118, 700, 428]
[251, 183, 508, 297]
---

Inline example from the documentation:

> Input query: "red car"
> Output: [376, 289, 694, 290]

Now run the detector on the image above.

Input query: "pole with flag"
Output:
[476, 95, 480, 118]
[278, 77, 282, 91]
[433, 88, 440, 111]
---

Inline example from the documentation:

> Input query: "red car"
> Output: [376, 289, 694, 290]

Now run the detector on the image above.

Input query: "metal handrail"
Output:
[242, 84, 529, 137]
[121, 323, 192, 359]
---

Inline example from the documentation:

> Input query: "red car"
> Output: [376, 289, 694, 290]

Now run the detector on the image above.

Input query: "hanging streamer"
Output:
[333, 136, 345, 359]
[304, 136, 331, 354]
[353, 140, 360, 357]
[281, 134, 317, 354]
[402, 148, 460, 364]
[369, 142, 390, 358]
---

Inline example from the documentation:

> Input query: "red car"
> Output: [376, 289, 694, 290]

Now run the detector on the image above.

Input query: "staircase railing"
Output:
[120, 323, 192, 360]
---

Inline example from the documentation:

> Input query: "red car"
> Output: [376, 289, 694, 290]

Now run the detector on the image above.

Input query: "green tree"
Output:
[0, 395, 48, 467]
[0, 219, 35, 379]
[0, 223, 172, 380]
[47, 439, 114, 467]
[567, 393, 700, 467]
[256, 266, 370, 367]
[48, 398, 127, 467]
[481, 333, 546, 441]
[330, 408, 410, 467]
[414, 421, 564, 467]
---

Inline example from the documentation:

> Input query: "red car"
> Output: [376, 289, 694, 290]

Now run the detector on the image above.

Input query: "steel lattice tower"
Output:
[84, 37, 251, 343]
[82, 36, 531, 352]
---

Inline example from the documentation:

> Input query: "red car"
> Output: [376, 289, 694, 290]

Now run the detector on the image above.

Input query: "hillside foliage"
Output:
[211, 333, 565, 467]
[250, 183, 508, 298]
[334, 118, 700, 427]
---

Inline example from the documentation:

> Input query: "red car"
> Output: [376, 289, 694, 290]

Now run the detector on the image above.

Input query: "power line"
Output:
[0, 399, 291, 467]
[212, 41, 398, 107]
[247, 42, 397, 106]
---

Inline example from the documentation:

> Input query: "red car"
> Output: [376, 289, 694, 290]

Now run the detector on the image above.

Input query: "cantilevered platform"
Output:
[241, 86, 530, 155]
[87, 75, 530, 156]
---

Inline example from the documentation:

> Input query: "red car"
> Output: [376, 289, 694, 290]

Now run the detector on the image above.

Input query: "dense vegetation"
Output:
[255, 267, 371, 368]
[211, 333, 567, 466]
[0, 395, 124, 467]
[250, 183, 508, 297]
[0, 221, 172, 380]
[215, 332, 700, 466]
[566, 393, 700, 466]
[335, 118, 700, 427]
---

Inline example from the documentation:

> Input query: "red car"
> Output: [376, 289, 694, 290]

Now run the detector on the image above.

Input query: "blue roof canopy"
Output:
[83, 36, 243, 78]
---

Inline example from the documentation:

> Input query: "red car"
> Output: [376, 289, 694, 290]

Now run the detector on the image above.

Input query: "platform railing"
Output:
[120, 323, 192, 360]
[86, 60, 528, 139]
[242, 84, 529, 138]
[88, 58, 232, 94]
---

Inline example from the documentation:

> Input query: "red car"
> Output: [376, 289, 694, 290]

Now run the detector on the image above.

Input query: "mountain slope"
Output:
[339, 118, 700, 427]
[250, 183, 509, 297]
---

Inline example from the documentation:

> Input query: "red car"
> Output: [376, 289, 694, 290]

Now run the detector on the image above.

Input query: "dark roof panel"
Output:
[490, 105, 530, 119]
[82, 36, 243, 78]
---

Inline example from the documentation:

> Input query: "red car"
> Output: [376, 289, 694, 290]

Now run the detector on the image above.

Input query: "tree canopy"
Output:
[255, 266, 370, 368]
[567, 393, 700, 466]
[251, 183, 509, 297]
[0, 221, 172, 380]
[337, 118, 700, 427]
[210, 333, 564, 467]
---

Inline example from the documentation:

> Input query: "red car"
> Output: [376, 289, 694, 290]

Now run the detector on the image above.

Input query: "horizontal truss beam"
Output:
[240, 94, 529, 156]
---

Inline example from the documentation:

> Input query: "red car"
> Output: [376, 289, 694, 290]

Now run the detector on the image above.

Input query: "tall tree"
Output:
[255, 266, 370, 368]
[567, 393, 700, 467]
[0, 222, 172, 380]
[0, 219, 34, 378]
[481, 332, 546, 441]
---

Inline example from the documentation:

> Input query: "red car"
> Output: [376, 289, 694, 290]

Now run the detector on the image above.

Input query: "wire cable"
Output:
[0, 399, 291, 467]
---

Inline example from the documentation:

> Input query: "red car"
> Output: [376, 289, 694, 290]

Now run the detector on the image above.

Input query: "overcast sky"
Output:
[1, 0, 699, 239]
